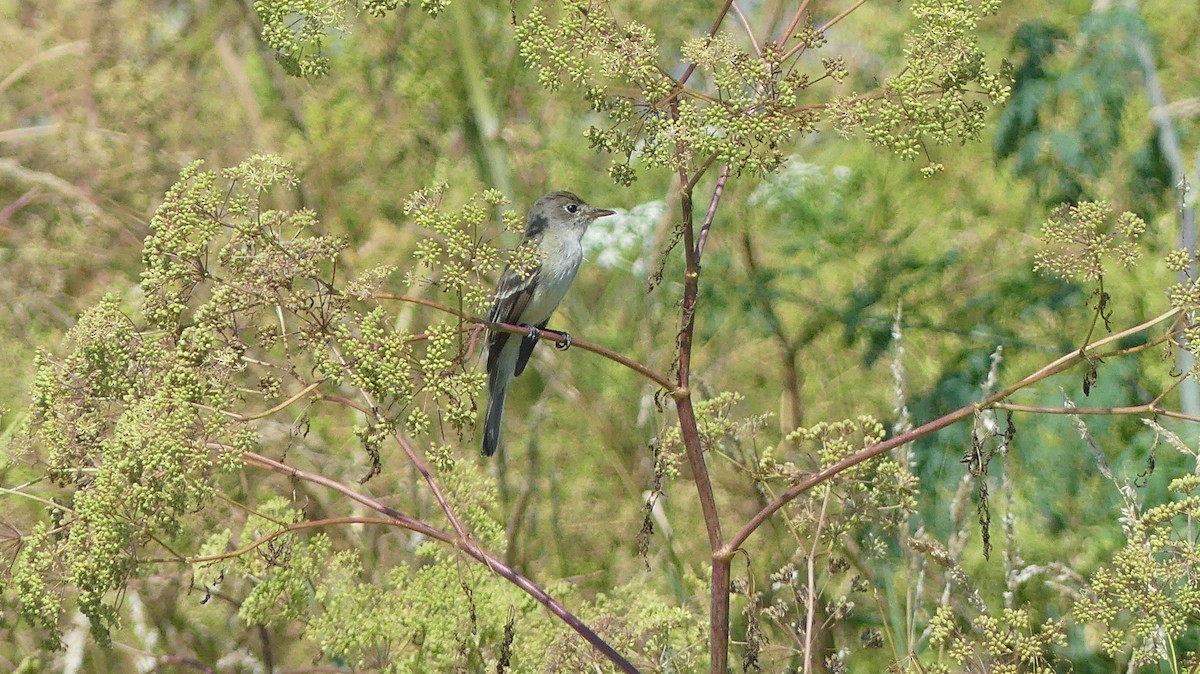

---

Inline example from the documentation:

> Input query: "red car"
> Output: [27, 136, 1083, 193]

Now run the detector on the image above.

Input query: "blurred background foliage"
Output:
[2, 0, 1198, 671]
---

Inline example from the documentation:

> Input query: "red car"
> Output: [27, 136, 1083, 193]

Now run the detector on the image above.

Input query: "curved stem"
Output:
[695, 164, 731, 261]
[726, 401, 975, 555]
[239, 451, 640, 673]
[390, 429, 471, 541]
[992, 402, 1200, 424]
[374, 293, 675, 391]
[209, 380, 325, 421]
[730, 1, 762, 58]
[182, 516, 401, 563]
[325, 339, 473, 542]
[779, 0, 813, 45]
[537, 328, 678, 392]
[1006, 308, 1180, 392]
[779, 0, 868, 61]
[725, 307, 1186, 554]
[374, 292, 475, 320]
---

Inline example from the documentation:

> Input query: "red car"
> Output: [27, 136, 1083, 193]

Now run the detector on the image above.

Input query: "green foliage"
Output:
[830, 0, 1011, 174]
[765, 416, 918, 537]
[253, 0, 448, 77]
[142, 155, 347, 333]
[11, 523, 60, 650]
[1167, 259, 1200, 350]
[9, 154, 719, 668]
[19, 287, 244, 645]
[403, 184, 512, 312]
[5, 1, 1200, 672]
[196, 499, 706, 672]
[516, 0, 1009, 183]
[1033, 201, 1145, 283]
[204, 500, 518, 673]
[1074, 422, 1200, 669]
[15, 155, 349, 646]
[926, 604, 1065, 673]
[994, 8, 1163, 206]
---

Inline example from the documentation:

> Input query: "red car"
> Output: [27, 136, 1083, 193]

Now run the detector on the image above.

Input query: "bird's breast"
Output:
[523, 237, 583, 325]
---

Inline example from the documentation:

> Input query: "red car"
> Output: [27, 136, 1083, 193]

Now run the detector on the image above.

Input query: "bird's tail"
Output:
[481, 383, 507, 457]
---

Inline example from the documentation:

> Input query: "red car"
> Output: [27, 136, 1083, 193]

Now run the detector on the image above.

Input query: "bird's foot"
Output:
[554, 332, 573, 351]
[520, 324, 541, 343]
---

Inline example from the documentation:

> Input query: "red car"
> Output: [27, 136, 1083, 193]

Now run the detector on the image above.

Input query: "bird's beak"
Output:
[590, 207, 616, 219]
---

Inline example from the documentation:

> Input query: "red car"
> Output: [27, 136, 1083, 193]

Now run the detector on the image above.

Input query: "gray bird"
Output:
[482, 191, 615, 456]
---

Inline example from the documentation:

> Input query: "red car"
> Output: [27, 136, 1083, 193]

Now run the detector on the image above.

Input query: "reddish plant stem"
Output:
[676, 0, 736, 89]
[528, 327, 677, 392]
[669, 98, 730, 674]
[374, 293, 675, 391]
[240, 451, 640, 673]
[779, 0, 813, 43]
[724, 399, 974, 556]
[326, 340, 474, 543]
[780, 0, 868, 61]
[695, 164, 730, 260]
[722, 307, 1187, 555]
[390, 430, 470, 541]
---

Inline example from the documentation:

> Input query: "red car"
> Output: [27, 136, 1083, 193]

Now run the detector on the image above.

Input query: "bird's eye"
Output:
[564, 203, 579, 214]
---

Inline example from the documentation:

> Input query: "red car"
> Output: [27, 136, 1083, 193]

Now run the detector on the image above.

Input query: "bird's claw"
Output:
[555, 332, 573, 351]
[520, 324, 541, 342]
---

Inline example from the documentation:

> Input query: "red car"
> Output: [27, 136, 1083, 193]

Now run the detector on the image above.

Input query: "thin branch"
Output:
[317, 393, 373, 416]
[992, 402, 1200, 424]
[779, 0, 813, 45]
[538, 327, 677, 392]
[375, 292, 676, 391]
[724, 307, 1186, 554]
[237, 451, 639, 673]
[684, 152, 721, 193]
[0, 40, 87, 95]
[730, 2, 762, 58]
[389, 429, 470, 541]
[0, 157, 112, 225]
[325, 340, 471, 542]
[0, 124, 63, 143]
[695, 163, 731, 261]
[780, 0, 869, 61]
[206, 380, 325, 421]
[1152, 374, 1187, 407]
[803, 490, 831, 674]
[0, 483, 73, 513]
[172, 516, 399, 564]
[1161, 409, 1200, 423]
[373, 292, 474, 320]
[993, 402, 1160, 416]
[726, 399, 976, 556]
[677, 0, 736, 88]
[1081, 282, 1106, 348]
[815, 0, 870, 37]
[1007, 308, 1181, 391]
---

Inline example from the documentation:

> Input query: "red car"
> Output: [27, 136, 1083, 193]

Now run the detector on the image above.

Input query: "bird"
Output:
[481, 191, 615, 456]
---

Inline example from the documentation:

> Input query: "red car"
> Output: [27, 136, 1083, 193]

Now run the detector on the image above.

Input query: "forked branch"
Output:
[240, 450, 640, 673]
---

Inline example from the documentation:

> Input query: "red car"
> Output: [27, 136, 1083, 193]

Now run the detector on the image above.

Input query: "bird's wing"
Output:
[486, 263, 541, 376]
